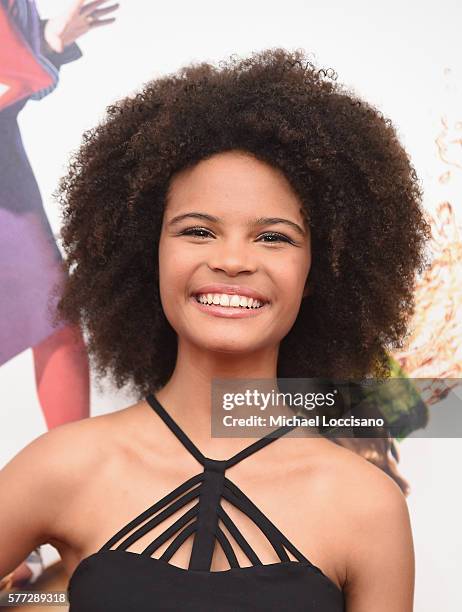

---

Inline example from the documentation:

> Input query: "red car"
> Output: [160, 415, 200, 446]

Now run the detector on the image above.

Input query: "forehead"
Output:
[165, 151, 304, 220]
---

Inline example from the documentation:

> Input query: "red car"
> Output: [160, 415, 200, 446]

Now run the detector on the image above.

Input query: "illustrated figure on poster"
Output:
[0, 0, 118, 588]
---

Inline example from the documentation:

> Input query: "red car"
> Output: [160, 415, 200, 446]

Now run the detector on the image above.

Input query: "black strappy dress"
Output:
[67, 393, 345, 611]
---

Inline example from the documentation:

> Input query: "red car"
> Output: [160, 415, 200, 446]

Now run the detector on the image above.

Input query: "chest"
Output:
[53, 443, 345, 591]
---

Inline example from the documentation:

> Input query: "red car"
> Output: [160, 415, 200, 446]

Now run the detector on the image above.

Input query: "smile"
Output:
[196, 293, 265, 309]
[189, 295, 270, 319]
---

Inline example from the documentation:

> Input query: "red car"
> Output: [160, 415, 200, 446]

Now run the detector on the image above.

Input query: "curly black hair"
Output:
[51, 47, 431, 400]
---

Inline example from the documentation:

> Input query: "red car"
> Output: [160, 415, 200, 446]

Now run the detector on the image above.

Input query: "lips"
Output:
[191, 284, 270, 304]
[189, 294, 269, 319]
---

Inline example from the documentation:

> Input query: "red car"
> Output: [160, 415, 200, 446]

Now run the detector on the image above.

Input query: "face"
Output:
[158, 150, 311, 355]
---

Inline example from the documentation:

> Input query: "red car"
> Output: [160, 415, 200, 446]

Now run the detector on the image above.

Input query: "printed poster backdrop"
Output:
[0, 1, 461, 610]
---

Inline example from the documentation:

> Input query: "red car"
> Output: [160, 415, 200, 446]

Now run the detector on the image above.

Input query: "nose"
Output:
[206, 238, 258, 276]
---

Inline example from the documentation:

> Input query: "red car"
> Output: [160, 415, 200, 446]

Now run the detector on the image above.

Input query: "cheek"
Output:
[272, 250, 310, 295]
[269, 252, 310, 335]
[158, 242, 195, 308]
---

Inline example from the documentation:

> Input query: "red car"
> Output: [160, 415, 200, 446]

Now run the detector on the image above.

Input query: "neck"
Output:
[154, 338, 295, 458]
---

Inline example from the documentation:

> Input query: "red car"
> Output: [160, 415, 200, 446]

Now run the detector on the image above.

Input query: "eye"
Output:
[179, 227, 294, 244]
[258, 232, 293, 244]
[180, 227, 213, 239]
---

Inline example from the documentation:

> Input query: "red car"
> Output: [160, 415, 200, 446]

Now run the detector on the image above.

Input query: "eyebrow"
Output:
[168, 212, 306, 236]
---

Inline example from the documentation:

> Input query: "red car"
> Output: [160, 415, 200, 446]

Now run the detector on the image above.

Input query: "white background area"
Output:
[1, 1, 461, 610]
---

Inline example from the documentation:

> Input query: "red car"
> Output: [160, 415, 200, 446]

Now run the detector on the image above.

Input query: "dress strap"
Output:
[145, 393, 299, 470]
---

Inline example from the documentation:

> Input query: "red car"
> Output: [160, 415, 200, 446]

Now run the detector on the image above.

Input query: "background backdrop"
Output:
[1, 1, 461, 610]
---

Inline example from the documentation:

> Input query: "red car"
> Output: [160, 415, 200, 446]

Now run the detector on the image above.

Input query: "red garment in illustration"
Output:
[0, 4, 54, 111]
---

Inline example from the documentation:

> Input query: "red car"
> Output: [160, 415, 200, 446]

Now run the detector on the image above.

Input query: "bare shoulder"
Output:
[1, 404, 140, 523]
[313, 439, 411, 536]
[2, 413, 109, 497]
[324, 439, 408, 504]
[314, 440, 414, 608]
[0, 407, 135, 575]
[299, 436, 407, 503]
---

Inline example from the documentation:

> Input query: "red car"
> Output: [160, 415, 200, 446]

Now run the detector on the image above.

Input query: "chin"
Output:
[190, 334, 266, 355]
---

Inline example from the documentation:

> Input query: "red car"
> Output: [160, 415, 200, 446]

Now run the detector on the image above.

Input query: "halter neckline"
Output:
[145, 393, 300, 471]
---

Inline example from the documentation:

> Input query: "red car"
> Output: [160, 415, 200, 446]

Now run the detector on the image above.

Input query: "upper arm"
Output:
[343, 472, 415, 612]
[0, 426, 84, 579]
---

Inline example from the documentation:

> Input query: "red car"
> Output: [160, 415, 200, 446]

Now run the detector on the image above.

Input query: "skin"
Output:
[43, 0, 119, 54]
[0, 151, 414, 610]
[156, 150, 312, 441]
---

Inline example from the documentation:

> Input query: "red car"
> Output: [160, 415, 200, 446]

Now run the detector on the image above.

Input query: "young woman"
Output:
[0, 48, 430, 611]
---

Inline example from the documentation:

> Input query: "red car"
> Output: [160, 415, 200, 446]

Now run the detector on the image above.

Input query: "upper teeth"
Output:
[195, 293, 264, 308]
